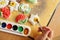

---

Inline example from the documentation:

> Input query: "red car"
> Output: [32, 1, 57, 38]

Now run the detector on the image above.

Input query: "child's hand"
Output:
[35, 27, 53, 40]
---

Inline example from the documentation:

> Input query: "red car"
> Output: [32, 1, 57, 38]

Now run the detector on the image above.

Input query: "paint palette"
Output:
[0, 20, 31, 36]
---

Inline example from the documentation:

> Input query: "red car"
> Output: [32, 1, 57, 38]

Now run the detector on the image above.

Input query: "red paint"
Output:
[16, 14, 26, 22]
[7, 24, 12, 29]
[1, 7, 10, 19]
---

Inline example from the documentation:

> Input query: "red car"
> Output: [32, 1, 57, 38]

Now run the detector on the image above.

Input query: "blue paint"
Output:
[2, 22, 6, 28]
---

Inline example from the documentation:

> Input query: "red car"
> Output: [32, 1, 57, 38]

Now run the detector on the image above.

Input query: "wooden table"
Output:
[49, 3, 60, 40]
[0, 0, 60, 40]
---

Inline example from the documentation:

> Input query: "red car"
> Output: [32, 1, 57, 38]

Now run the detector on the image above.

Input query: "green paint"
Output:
[18, 4, 23, 12]
[18, 19, 28, 24]
[0, 22, 1, 25]
[26, 0, 37, 3]
[24, 8, 31, 14]
[19, 20, 24, 24]
[18, 26, 23, 32]
[18, 4, 31, 14]
[0, 12, 2, 16]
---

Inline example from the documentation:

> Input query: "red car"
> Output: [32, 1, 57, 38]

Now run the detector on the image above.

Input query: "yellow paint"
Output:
[0, 2, 1, 4]
[10, 2, 16, 7]
[1, 1, 5, 5]
[0, 0, 6, 5]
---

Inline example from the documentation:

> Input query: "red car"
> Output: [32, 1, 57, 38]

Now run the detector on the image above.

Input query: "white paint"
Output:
[29, 14, 40, 25]
[0, 0, 9, 8]
[21, 3, 29, 12]
[9, 0, 19, 11]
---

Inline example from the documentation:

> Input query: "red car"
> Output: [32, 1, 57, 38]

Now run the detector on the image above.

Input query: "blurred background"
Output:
[49, 2, 60, 40]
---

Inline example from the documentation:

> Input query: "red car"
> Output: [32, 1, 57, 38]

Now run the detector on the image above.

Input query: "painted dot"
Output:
[10, 2, 16, 7]
[2, 22, 6, 28]
[7, 24, 12, 29]
[0, 12, 2, 16]
[24, 28, 29, 35]
[13, 25, 18, 31]
[0, 22, 1, 25]
[18, 26, 23, 32]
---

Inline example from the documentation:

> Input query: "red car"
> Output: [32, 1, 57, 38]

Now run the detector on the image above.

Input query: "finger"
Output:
[38, 27, 52, 40]
[42, 27, 53, 40]
[48, 30, 53, 38]
[36, 27, 53, 40]
[38, 27, 50, 33]
[46, 37, 50, 40]
[40, 27, 50, 35]
[35, 31, 50, 40]
[42, 27, 50, 32]
[38, 27, 50, 36]
[42, 30, 51, 40]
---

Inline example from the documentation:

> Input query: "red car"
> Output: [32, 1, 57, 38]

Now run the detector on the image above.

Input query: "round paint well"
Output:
[2, 22, 6, 28]
[12, 25, 18, 31]
[18, 26, 23, 32]
[7, 24, 12, 29]
[24, 28, 29, 35]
